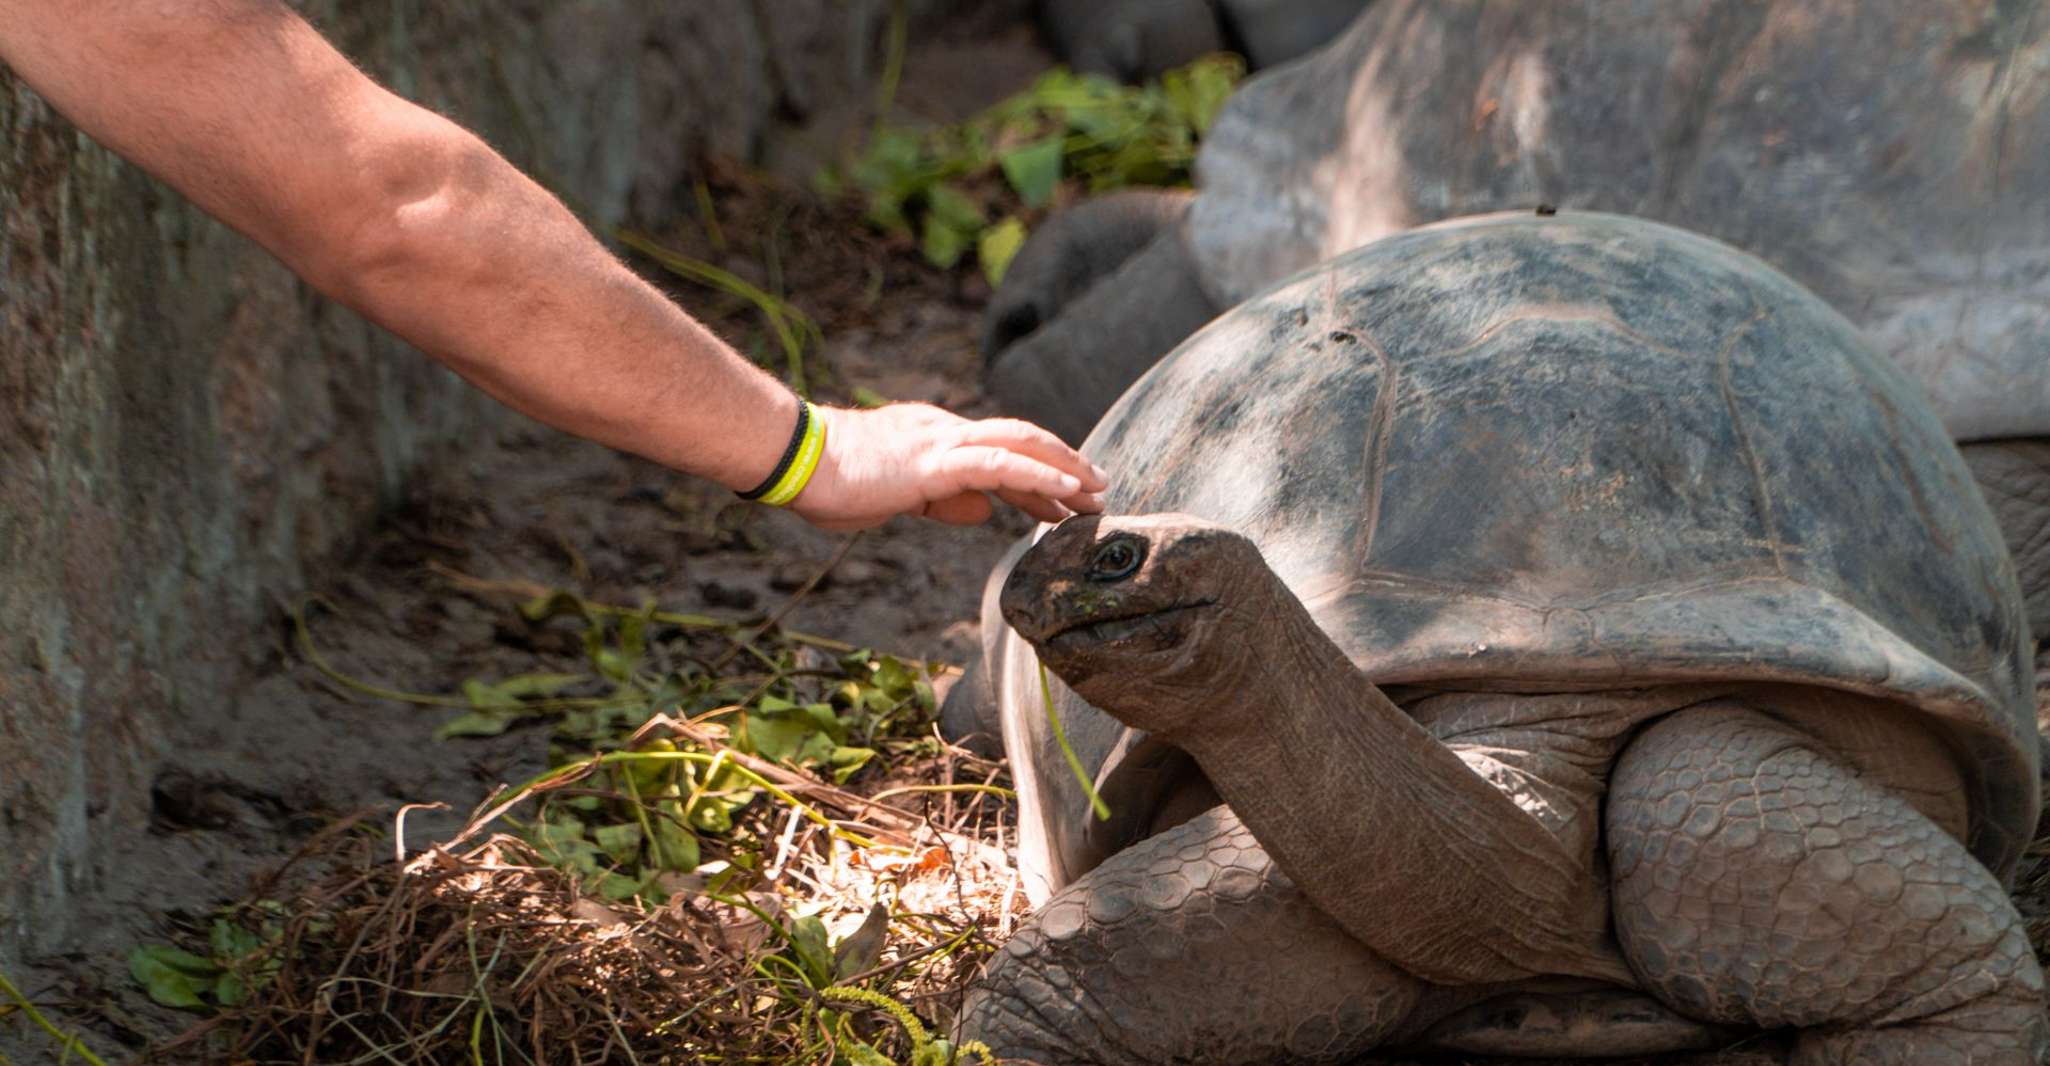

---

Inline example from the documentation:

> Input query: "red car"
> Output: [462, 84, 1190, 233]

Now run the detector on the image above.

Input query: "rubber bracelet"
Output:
[736, 400, 809, 501]
[737, 400, 825, 506]
[760, 405, 826, 506]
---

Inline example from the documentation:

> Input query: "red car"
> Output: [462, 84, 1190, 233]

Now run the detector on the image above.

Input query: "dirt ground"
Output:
[8, 15, 2050, 1066]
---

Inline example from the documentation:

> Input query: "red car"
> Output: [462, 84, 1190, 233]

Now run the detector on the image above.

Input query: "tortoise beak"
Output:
[999, 516, 1107, 643]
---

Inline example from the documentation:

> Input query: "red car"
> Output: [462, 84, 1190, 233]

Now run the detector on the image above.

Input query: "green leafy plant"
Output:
[130, 912, 283, 1012]
[298, 581, 947, 910]
[268, 561, 1004, 1061]
[821, 54, 1244, 284]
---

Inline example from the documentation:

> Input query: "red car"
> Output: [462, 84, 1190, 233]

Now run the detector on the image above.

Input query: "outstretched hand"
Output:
[789, 404, 1108, 531]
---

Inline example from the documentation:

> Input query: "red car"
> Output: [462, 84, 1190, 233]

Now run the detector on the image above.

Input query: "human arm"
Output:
[0, 0, 1106, 528]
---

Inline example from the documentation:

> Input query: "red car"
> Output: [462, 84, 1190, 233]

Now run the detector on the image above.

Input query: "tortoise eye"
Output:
[1087, 538, 1145, 582]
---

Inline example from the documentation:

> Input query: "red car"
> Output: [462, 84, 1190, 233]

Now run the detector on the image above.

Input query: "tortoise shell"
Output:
[995, 212, 2038, 901]
[1186, 0, 2050, 443]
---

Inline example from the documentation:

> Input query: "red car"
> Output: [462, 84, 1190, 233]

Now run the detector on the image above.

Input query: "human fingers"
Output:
[951, 418, 1109, 493]
[995, 487, 1073, 524]
[924, 492, 995, 525]
[928, 446, 1084, 501]
[1057, 489, 1105, 514]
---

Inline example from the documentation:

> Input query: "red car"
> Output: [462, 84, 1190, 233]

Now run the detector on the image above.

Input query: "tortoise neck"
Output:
[1169, 575, 1632, 986]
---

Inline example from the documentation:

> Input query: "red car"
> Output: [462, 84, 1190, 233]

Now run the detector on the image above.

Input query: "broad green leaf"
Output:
[872, 657, 914, 696]
[847, 1043, 895, 1066]
[592, 822, 644, 865]
[801, 701, 844, 740]
[924, 183, 984, 232]
[741, 711, 806, 762]
[851, 129, 923, 188]
[839, 648, 877, 672]
[208, 919, 262, 961]
[978, 217, 1028, 286]
[787, 916, 833, 987]
[493, 672, 583, 699]
[687, 791, 753, 833]
[1161, 54, 1245, 133]
[134, 944, 218, 976]
[920, 214, 974, 270]
[212, 971, 247, 1007]
[435, 710, 517, 740]
[130, 945, 219, 1010]
[623, 744, 678, 795]
[530, 818, 601, 875]
[829, 746, 877, 785]
[864, 190, 912, 237]
[593, 870, 651, 901]
[462, 678, 521, 709]
[650, 814, 701, 872]
[743, 701, 841, 765]
[998, 138, 1063, 207]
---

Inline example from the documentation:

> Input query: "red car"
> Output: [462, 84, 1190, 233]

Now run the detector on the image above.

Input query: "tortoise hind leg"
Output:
[1607, 701, 2048, 1064]
[955, 805, 1429, 1064]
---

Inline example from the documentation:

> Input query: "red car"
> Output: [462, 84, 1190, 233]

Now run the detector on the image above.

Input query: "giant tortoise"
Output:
[951, 212, 2045, 1063]
[1036, 0, 1369, 85]
[985, 0, 2050, 643]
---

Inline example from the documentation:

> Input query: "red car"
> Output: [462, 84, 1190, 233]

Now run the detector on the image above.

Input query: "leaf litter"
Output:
[145, 562, 1023, 1064]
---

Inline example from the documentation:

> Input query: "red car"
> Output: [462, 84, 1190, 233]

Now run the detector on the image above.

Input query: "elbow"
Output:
[310, 120, 497, 311]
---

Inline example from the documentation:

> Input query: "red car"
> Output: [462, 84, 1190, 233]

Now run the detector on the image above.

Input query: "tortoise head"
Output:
[1000, 514, 1273, 733]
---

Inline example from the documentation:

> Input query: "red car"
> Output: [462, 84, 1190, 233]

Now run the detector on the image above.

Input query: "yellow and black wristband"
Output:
[737, 399, 825, 507]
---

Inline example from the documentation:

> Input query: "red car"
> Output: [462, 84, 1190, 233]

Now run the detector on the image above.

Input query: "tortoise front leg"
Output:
[1607, 701, 2048, 1063]
[956, 805, 1429, 1065]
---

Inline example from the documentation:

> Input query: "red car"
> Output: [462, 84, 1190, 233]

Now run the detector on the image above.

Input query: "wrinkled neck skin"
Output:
[1053, 563, 1275, 737]
[1056, 565, 1633, 988]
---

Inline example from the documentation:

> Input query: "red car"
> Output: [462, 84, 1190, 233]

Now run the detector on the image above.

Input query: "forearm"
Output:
[1, 0, 1106, 528]
[0, 0, 792, 491]
[330, 121, 794, 490]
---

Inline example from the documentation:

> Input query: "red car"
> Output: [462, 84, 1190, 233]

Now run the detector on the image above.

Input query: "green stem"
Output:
[871, 0, 909, 139]
[294, 600, 629, 712]
[0, 970, 109, 1066]
[1040, 662, 1110, 820]
[865, 783, 1015, 804]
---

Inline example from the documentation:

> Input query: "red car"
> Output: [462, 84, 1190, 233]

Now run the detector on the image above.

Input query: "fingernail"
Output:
[1057, 474, 1080, 495]
[1089, 462, 1109, 484]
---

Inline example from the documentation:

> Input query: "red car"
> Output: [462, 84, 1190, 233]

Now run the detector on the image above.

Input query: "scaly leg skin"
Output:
[955, 806, 1428, 1065]
[1607, 703, 2048, 1065]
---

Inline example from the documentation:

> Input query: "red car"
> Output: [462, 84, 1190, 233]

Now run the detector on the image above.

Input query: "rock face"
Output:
[0, 0, 946, 960]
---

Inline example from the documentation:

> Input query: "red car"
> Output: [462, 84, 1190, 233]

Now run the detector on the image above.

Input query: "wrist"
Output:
[716, 387, 803, 493]
[736, 396, 827, 507]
